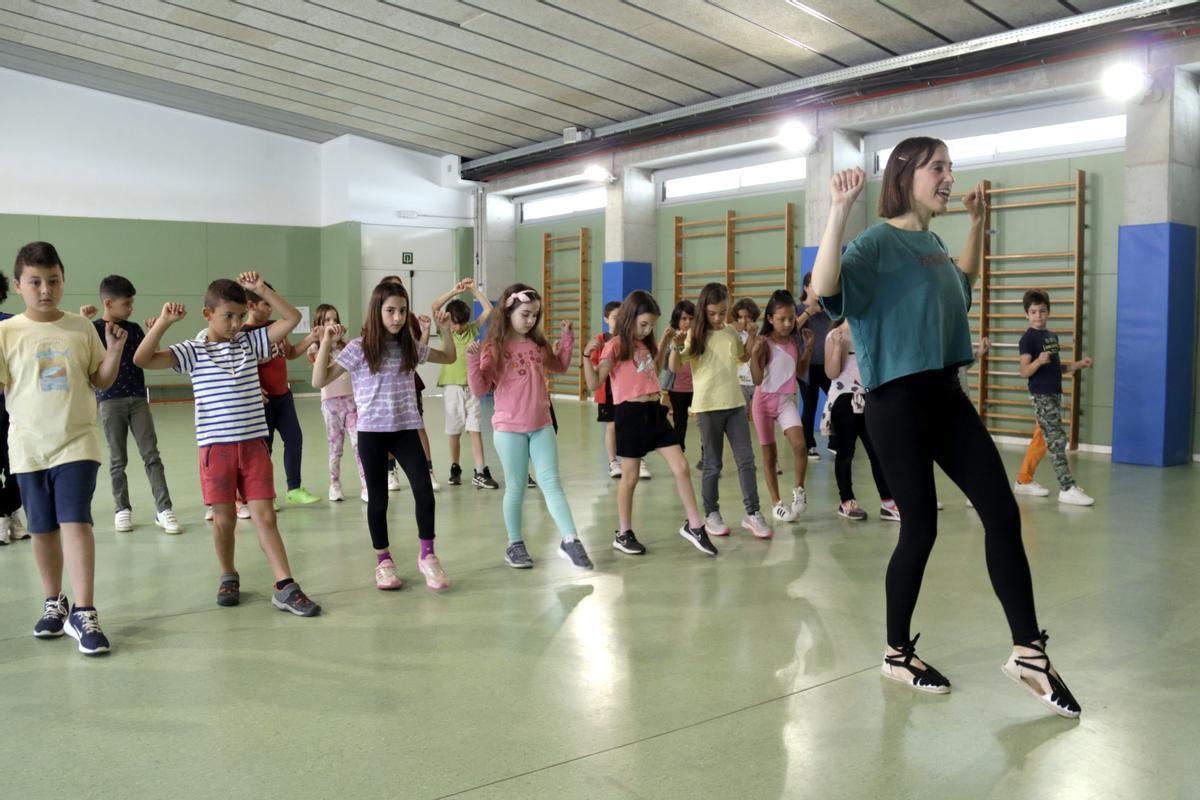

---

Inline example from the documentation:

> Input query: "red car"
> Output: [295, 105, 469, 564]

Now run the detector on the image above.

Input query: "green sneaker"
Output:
[286, 488, 321, 505]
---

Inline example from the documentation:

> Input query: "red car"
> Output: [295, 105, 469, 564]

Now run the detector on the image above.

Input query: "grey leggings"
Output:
[697, 407, 760, 516]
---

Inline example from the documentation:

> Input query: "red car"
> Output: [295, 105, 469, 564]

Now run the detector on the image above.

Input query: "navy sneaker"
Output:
[504, 541, 533, 569]
[34, 593, 69, 638]
[65, 607, 111, 655]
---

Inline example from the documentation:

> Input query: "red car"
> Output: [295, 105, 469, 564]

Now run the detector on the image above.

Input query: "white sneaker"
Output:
[361, 489, 369, 503]
[936, 501, 945, 511]
[791, 486, 807, 515]
[205, 506, 214, 522]
[1058, 486, 1095, 506]
[0, 515, 11, 545]
[429, 468, 440, 492]
[1014, 480, 1051, 497]
[155, 509, 182, 535]
[608, 459, 621, 478]
[772, 501, 796, 523]
[741, 512, 774, 539]
[236, 503, 252, 519]
[638, 461, 651, 479]
[114, 508, 133, 532]
[329, 482, 344, 502]
[9, 511, 27, 540]
[704, 511, 730, 537]
[388, 469, 402, 492]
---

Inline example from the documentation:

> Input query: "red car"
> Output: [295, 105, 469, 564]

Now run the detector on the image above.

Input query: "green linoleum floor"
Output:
[1, 396, 1197, 799]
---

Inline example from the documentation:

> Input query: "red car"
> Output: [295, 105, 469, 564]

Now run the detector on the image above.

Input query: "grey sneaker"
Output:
[504, 541, 533, 569]
[271, 583, 321, 617]
[558, 538, 593, 570]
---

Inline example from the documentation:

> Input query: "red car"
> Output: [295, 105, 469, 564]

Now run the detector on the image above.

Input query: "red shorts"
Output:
[199, 439, 276, 505]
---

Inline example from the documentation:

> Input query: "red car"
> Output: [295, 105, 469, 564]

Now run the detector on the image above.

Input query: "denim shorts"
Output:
[15, 460, 100, 533]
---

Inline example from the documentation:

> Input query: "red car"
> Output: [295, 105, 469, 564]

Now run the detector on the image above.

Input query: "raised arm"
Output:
[430, 279, 469, 316]
[812, 168, 865, 297]
[468, 280, 494, 325]
[133, 302, 186, 370]
[957, 183, 987, 286]
[311, 325, 349, 389]
[581, 336, 610, 392]
[286, 329, 321, 360]
[424, 311, 457, 365]
[239, 272, 300, 344]
[466, 341, 496, 396]
[546, 320, 574, 373]
[824, 325, 847, 381]
[89, 321, 127, 390]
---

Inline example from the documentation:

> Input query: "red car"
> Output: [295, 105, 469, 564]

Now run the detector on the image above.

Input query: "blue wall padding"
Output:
[1113, 222, 1197, 467]
[602, 261, 653, 332]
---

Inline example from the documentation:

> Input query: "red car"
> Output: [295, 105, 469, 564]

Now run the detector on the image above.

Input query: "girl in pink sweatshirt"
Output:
[467, 284, 592, 571]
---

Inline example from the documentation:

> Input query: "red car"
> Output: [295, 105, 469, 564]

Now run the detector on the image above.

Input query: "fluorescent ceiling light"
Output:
[1100, 62, 1154, 102]
[777, 120, 817, 153]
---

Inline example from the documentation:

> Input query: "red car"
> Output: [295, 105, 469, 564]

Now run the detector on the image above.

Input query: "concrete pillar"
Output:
[803, 129, 868, 249]
[1113, 63, 1199, 466]
[481, 193, 517, 297]
[605, 166, 656, 265]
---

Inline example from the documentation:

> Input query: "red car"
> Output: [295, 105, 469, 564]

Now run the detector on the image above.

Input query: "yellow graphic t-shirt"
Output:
[0, 312, 106, 472]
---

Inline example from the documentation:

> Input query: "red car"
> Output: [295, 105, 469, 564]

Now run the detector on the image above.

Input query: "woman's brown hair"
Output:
[613, 290, 660, 362]
[876, 136, 948, 219]
[361, 282, 418, 374]
[482, 283, 551, 370]
[687, 282, 729, 358]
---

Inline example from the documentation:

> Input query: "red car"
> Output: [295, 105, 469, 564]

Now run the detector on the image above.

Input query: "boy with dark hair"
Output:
[1017, 289, 1095, 506]
[430, 279, 497, 488]
[243, 283, 320, 506]
[0, 242, 129, 654]
[134, 273, 321, 616]
[80, 275, 180, 534]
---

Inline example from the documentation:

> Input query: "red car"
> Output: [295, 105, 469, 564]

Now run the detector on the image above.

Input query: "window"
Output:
[873, 115, 1126, 173]
[662, 157, 806, 201]
[520, 187, 606, 222]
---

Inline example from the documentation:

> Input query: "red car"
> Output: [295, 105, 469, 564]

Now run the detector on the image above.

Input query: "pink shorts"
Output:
[199, 439, 276, 505]
[752, 391, 803, 445]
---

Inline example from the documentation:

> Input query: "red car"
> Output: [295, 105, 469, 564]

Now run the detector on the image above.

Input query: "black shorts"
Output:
[615, 401, 680, 459]
[597, 401, 615, 423]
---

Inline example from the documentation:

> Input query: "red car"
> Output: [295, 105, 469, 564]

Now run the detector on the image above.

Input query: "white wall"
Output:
[0, 67, 322, 226]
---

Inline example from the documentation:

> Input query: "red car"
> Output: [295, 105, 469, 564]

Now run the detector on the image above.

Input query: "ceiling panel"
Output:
[0, 0, 1142, 158]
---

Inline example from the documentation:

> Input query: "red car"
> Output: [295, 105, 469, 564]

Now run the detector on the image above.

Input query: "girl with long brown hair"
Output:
[582, 290, 717, 558]
[467, 283, 592, 570]
[312, 281, 456, 592]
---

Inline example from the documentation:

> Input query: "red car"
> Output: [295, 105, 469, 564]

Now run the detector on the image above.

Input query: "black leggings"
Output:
[358, 429, 435, 551]
[668, 391, 693, 451]
[0, 395, 22, 517]
[799, 364, 832, 449]
[829, 394, 890, 504]
[864, 368, 1039, 647]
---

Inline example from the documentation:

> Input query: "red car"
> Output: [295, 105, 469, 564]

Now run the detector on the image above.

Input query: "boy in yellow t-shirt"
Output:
[0, 242, 127, 656]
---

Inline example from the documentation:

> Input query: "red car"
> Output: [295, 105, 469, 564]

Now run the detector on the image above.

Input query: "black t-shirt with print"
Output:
[1019, 327, 1062, 395]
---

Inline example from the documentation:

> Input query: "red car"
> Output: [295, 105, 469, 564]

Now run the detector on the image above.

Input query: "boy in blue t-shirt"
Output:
[1016, 290, 1094, 506]
[81, 275, 180, 535]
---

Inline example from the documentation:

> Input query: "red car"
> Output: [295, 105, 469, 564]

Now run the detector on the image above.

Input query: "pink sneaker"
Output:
[418, 554, 450, 590]
[374, 558, 404, 590]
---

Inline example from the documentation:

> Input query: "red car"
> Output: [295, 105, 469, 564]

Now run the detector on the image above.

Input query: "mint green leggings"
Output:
[493, 426, 577, 544]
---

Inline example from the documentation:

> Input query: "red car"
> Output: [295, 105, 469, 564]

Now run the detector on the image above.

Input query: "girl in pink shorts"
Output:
[749, 290, 814, 524]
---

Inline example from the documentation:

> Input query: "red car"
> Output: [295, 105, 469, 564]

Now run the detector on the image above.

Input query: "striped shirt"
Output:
[171, 327, 271, 446]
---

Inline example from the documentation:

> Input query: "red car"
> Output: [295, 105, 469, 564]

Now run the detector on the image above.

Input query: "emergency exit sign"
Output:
[402, 252, 414, 264]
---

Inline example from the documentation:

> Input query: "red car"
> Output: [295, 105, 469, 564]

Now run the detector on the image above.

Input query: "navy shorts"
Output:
[15, 460, 100, 533]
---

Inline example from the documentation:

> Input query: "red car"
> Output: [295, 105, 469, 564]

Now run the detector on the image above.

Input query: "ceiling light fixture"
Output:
[777, 120, 817, 153]
[1100, 62, 1156, 102]
[583, 164, 615, 183]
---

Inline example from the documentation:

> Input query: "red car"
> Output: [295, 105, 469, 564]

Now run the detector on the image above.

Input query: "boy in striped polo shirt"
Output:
[133, 273, 320, 616]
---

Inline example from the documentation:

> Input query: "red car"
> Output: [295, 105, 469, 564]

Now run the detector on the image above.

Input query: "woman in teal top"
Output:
[813, 137, 1080, 718]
